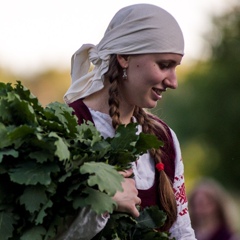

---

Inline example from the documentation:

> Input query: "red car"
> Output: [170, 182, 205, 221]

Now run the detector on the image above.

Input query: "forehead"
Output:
[130, 53, 183, 64]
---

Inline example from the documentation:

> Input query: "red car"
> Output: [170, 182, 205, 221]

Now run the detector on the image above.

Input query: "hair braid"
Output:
[134, 106, 177, 231]
[105, 55, 122, 129]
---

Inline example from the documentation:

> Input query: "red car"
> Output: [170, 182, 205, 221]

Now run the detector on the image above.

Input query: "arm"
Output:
[169, 129, 197, 240]
[56, 207, 109, 240]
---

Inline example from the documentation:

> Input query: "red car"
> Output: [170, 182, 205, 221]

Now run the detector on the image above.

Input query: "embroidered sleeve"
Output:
[169, 129, 197, 240]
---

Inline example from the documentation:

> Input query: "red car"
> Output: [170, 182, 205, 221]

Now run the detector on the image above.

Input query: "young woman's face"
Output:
[118, 53, 182, 109]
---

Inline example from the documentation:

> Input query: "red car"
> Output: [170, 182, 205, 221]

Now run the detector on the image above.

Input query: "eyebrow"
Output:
[158, 59, 181, 65]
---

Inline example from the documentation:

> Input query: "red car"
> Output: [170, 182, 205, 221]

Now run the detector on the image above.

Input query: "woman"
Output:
[60, 3, 196, 239]
[188, 178, 240, 240]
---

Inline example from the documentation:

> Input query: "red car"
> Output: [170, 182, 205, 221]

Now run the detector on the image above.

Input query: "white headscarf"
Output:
[64, 3, 184, 104]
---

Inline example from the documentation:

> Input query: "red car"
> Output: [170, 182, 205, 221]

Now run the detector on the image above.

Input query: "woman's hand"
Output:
[112, 169, 141, 218]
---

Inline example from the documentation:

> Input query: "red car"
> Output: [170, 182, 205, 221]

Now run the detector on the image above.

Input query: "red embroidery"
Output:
[174, 176, 179, 181]
[179, 207, 188, 216]
[174, 183, 187, 205]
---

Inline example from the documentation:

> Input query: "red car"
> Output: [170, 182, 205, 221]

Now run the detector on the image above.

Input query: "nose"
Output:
[163, 71, 178, 89]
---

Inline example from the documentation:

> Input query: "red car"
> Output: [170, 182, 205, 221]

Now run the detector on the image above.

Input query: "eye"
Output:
[158, 62, 171, 70]
[158, 60, 179, 70]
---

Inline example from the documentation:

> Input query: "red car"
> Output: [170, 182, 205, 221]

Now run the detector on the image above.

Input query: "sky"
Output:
[0, 0, 231, 75]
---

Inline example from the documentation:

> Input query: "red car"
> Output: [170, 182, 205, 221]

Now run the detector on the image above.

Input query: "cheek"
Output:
[132, 63, 159, 82]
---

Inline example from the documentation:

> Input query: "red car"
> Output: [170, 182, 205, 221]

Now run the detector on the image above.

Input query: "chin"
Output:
[142, 102, 158, 109]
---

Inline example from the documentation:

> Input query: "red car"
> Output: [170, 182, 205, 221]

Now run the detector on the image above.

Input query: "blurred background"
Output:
[1, 0, 240, 233]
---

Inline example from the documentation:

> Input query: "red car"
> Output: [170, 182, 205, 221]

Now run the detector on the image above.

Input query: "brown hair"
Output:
[105, 54, 177, 231]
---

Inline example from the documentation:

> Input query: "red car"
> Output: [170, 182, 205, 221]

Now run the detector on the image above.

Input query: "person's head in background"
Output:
[188, 178, 240, 240]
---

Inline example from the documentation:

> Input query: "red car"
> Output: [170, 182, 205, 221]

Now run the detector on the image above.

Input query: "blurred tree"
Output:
[0, 67, 70, 106]
[158, 4, 240, 191]
[23, 69, 70, 106]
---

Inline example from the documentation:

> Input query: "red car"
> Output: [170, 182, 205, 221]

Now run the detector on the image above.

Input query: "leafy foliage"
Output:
[0, 82, 174, 239]
[94, 206, 173, 240]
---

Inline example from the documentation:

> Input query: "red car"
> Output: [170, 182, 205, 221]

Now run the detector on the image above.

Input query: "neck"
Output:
[83, 87, 109, 114]
[83, 84, 135, 125]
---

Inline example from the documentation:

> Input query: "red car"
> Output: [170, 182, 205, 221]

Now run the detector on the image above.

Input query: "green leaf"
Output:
[0, 123, 9, 149]
[110, 123, 139, 151]
[45, 102, 79, 137]
[20, 226, 46, 240]
[9, 161, 59, 185]
[0, 149, 18, 163]
[49, 132, 70, 161]
[29, 151, 53, 163]
[76, 121, 105, 147]
[19, 185, 48, 213]
[14, 81, 42, 112]
[135, 132, 163, 153]
[7, 125, 36, 148]
[136, 206, 167, 229]
[73, 187, 117, 214]
[35, 200, 53, 225]
[80, 162, 123, 196]
[5, 91, 37, 125]
[0, 211, 16, 240]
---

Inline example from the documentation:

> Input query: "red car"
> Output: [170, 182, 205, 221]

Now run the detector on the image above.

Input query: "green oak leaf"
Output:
[109, 123, 139, 151]
[135, 132, 163, 154]
[0, 149, 18, 163]
[73, 187, 117, 214]
[45, 102, 79, 137]
[6, 92, 37, 125]
[14, 81, 42, 112]
[80, 162, 123, 196]
[20, 226, 46, 240]
[7, 125, 36, 148]
[48, 132, 70, 161]
[35, 199, 53, 224]
[9, 161, 59, 185]
[19, 185, 48, 213]
[0, 123, 9, 149]
[0, 211, 16, 240]
[136, 206, 167, 229]
[29, 150, 54, 163]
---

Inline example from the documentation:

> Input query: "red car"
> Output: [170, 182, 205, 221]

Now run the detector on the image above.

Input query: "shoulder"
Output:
[147, 113, 174, 144]
[68, 98, 94, 124]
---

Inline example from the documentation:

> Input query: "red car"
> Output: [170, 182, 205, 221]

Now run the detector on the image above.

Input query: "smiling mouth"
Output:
[152, 87, 162, 96]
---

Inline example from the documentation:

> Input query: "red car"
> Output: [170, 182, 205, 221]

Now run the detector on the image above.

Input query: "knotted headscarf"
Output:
[64, 3, 184, 104]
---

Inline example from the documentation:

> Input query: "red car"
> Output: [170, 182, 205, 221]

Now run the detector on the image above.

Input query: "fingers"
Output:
[119, 168, 133, 178]
[131, 197, 142, 218]
[131, 206, 140, 218]
[112, 175, 141, 218]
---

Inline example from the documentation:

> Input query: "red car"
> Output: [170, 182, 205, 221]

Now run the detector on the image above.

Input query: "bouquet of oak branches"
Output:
[0, 81, 175, 240]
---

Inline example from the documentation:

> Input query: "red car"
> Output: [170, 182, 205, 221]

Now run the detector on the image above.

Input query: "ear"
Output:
[117, 54, 129, 68]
